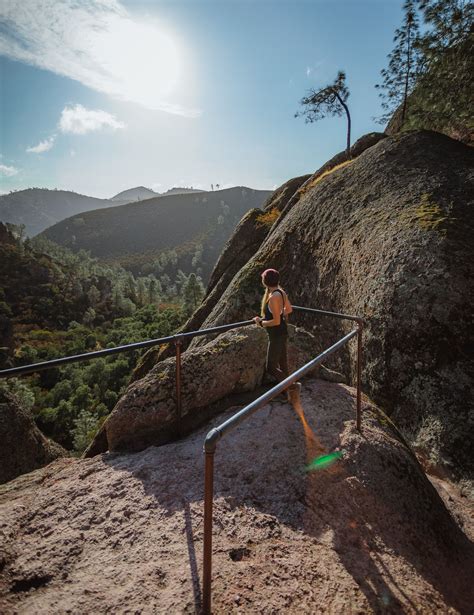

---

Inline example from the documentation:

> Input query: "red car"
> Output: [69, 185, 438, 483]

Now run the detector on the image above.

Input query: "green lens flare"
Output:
[306, 450, 344, 472]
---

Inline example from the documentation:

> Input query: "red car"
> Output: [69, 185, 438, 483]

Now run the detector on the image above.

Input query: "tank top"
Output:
[264, 289, 288, 337]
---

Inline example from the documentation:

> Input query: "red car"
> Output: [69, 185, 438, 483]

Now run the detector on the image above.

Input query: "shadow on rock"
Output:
[104, 379, 474, 613]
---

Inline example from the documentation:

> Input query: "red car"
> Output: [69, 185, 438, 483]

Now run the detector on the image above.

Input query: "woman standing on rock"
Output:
[253, 268, 300, 396]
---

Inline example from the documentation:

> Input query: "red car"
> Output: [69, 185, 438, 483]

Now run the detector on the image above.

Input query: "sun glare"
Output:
[90, 16, 180, 110]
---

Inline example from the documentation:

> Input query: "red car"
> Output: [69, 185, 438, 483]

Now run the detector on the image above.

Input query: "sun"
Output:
[90, 16, 180, 110]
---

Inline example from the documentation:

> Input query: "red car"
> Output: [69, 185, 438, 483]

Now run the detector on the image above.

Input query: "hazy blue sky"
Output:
[0, 0, 405, 198]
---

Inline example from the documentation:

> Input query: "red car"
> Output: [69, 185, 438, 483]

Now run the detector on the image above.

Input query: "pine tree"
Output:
[72, 410, 98, 453]
[87, 284, 101, 306]
[125, 273, 137, 304]
[376, 0, 422, 125]
[83, 307, 96, 327]
[295, 71, 352, 158]
[410, 0, 473, 135]
[175, 270, 188, 295]
[183, 273, 205, 315]
[136, 278, 147, 306]
[113, 286, 125, 312]
[147, 275, 160, 304]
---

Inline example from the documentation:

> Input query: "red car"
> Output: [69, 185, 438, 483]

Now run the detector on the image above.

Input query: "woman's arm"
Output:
[283, 291, 293, 316]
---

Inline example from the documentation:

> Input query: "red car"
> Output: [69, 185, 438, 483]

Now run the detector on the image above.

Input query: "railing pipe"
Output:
[202, 451, 215, 614]
[0, 319, 255, 379]
[293, 305, 364, 432]
[0, 304, 365, 613]
[202, 328, 358, 614]
[293, 305, 364, 325]
[175, 339, 182, 432]
[175, 319, 254, 341]
[356, 321, 363, 431]
[204, 329, 357, 454]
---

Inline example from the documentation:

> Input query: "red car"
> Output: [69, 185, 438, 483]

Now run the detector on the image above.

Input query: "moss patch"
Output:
[399, 193, 457, 235]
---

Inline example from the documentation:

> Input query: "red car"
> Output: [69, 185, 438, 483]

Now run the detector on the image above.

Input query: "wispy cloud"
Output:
[26, 135, 56, 153]
[59, 104, 125, 135]
[306, 61, 324, 78]
[0, 164, 19, 177]
[0, 0, 200, 117]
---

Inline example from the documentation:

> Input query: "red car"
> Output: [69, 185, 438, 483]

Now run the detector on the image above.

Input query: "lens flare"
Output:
[306, 450, 344, 472]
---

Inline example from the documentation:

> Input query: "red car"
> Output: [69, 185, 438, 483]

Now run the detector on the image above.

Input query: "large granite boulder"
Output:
[186, 131, 473, 477]
[89, 325, 336, 453]
[271, 132, 387, 232]
[132, 135, 384, 379]
[0, 390, 65, 484]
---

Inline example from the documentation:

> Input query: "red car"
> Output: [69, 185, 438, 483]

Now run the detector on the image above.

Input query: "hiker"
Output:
[253, 268, 300, 396]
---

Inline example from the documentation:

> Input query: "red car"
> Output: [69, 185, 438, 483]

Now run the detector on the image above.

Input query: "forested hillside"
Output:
[0, 223, 193, 452]
[0, 188, 115, 236]
[40, 186, 271, 280]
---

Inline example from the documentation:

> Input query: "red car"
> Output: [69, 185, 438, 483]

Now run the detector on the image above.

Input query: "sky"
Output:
[0, 0, 406, 198]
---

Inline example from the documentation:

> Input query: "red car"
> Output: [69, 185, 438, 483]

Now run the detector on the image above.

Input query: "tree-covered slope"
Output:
[0, 189, 116, 236]
[40, 187, 271, 279]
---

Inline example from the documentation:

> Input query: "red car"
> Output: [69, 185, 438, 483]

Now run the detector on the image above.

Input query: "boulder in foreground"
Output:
[1, 381, 472, 613]
[91, 325, 335, 454]
[0, 390, 65, 485]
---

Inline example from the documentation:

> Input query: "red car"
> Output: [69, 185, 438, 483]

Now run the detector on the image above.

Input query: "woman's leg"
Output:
[266, 335, 289, 383]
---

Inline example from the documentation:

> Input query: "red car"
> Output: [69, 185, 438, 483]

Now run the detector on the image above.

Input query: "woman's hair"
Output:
[260, 269, 280, 317]
[262, 268, 279, 287]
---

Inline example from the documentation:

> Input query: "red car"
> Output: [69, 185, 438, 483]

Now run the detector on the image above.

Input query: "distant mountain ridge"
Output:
[110, 186, 159, 203]
[110, 186, 204, 205]
[40, 186, 272, 280]
[0, 186, 212, 236]
[0, 188, 115, 237]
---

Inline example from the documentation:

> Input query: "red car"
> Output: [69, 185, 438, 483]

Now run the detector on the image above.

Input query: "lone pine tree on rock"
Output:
[295, 70, 352, 158]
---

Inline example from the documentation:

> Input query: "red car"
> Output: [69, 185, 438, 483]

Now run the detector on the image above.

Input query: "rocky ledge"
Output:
[1, 380, 472, 613]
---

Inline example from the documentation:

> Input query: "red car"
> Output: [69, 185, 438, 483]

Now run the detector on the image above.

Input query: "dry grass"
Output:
[256, 207, 280, 226]
[298, 159, 355, 198]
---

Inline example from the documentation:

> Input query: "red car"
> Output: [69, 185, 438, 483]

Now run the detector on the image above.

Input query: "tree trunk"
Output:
[337, 94, 352, 158]
[401, 14, 413, 126]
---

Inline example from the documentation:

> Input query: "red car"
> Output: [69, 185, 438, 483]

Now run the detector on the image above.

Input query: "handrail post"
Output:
[175, 337, 182, 434]
[202, 449, 215, 614]
[356, 320, 363, 432]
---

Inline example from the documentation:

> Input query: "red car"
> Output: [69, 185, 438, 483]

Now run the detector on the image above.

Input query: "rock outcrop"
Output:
[187, 131, 473, 477]
[133, 135, 384, 379]
[91, 325, 337, 454]
[1, 382, 473, 613]
[0, 390, 65, 484]
[109, 130, 472, 478]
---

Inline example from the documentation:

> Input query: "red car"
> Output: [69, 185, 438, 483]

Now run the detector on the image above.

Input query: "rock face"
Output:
[0, 391, 65, 484]
[132, 177, 313, 381]
[271, 132, 387, 233]
[185, 131, 473, 477]
[1, 381, 473, 613]
[92, 325, 332, 454]
[133, 135, 384, 381]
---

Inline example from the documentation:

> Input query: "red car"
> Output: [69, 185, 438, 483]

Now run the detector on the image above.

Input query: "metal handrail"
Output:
[0, 318, 255, 427]
[0, 319, 254, 378]
[0, 303, 364, 613]
[293, 304, 364, 325]
[201, 325, 363, 614]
